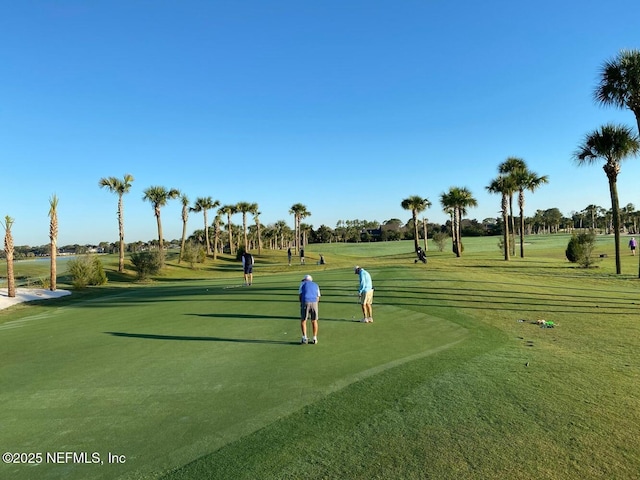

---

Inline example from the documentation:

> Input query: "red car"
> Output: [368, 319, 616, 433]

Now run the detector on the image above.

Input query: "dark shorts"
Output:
[301, 302, 318, 321]
[244, 265, 253, 274]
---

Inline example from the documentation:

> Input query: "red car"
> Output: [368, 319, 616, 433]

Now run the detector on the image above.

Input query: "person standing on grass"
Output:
[299, 274, 320, 344]
[629, 237, 637, 256]
[242, 250, 254, 285]
[300, 247, 305, 264]
[287, 247, 292, 266]
[354, 266, 374, 323]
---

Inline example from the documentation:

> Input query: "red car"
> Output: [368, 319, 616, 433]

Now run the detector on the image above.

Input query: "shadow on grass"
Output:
[105, 331, 297, 345]
[186, 313, 355, 323]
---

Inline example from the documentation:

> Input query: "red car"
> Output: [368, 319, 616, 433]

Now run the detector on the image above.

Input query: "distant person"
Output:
[287, 247, 292, 266]
[319, 254, 326, 265]
[300, 247, 305, 265]
[630, 237, 637, 256]
[242, 250, 254, 285]
[354, 266, 374, 323]
[299, 274, 320, 344]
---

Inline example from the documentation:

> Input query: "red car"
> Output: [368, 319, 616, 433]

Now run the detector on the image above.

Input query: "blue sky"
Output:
[1, 0, 639, 246]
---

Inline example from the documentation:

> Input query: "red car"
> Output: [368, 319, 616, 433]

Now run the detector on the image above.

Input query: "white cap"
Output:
[354, 266, 361, 273]
[302, 275, 313, 281]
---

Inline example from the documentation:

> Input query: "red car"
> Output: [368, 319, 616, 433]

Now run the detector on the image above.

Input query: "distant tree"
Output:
[178, 194, 190, 263]
[574, 123, 640, 274]
[401, 195, 431, 254]
[289, 203, 310, 253]
[219, 205, 237, 255]
[487, 175, 514, 260]
[142, 186, 180, 266]
[2, 216, 16, 297]
[191, 197, 219, 256]
[508, 161, 549, 257]
[99, 173, 134, 273]
[252, 210, 263, 254]
[48, 194, 59, 291]
[236, 201, 258, 250]
[440, 187, 477, 257]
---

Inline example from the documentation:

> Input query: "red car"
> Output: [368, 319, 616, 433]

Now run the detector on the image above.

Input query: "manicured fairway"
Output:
[0, 266, 467, 480]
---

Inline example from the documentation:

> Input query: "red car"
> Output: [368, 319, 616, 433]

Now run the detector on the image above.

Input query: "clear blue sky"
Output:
[1, 0, 639, 246]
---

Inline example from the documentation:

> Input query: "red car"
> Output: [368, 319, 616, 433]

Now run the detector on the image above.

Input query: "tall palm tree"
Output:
[487, 175, 514, 261]
[236, 201, 258, 250]
[440, 187, 477, 257]
[502, 160, 550, 258]
[2, 216, 16, 298]
[573, 123, 640, 274]
[213, 211, 223, 259]
[99, 174, 134, 273]
[289, 203, 310, 254]
[178, 194, 190, 263]
[191, 197, 219, 255]
[48, 194, 59, 291]
[220, 205, 237, 255]
[498, 158, 524, 255]
[142, 186, 180, 265]
[595, 49, 640, 135]
[253, 209, 263, 254]
[401, 195, 431, 254]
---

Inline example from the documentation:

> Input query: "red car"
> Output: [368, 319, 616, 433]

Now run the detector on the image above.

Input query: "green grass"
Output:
[1, 236, 640, 479]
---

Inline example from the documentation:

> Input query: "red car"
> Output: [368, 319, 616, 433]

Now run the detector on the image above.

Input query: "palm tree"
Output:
[236, 201, 258, 250]
[440, 187, 477, 257]
[178, 194, 190, 263]
[191, 197, 219, 255]
[220, 204, 237, 255]
[401, 195, 431, 254]
[595, 49, 640, 135]
[142, 186, 180, 265]
[213, 211, 223, 259]
[253, 209, 263, 254]
[573, 123, 640, 274]
[289, 203, 310, 254]
[99, 174, 134, 273]
[2, 216, 16, 298]
[503, 160, 549, 258]
[498, 158, 524, 255]
[487, 175, 514, 261]
[48, 194, 59, 291]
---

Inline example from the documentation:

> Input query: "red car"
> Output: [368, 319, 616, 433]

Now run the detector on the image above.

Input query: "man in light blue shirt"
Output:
[354, 266, 374, 323]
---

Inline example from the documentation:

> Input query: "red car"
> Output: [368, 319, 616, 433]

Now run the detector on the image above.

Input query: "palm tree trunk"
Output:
[5, 226, 16, 298]
[519, 191, 525, 258]
[422, 218, 428, 251]
[502, 194, 510, 261]
[118, 195, 125, 273]
[608, 178, 622, 274]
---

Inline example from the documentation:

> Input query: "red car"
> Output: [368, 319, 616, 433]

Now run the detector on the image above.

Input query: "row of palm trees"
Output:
[98, 175, 313, 273]
[401, 157, 547, 260]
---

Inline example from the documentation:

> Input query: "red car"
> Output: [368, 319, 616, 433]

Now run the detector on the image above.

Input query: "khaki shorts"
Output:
[360, 290, 374, 305]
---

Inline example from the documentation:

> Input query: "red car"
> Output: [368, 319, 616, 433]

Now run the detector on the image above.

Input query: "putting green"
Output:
[0, 270, 467, 480]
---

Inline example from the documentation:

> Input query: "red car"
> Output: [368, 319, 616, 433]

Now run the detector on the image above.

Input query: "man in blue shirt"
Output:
[354, 266, 374, 323]
[299, 275, 321, 344]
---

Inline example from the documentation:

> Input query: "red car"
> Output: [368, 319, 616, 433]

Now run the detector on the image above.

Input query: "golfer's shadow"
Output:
[187, 313, 352, 323]
[105, 331, 297, 345]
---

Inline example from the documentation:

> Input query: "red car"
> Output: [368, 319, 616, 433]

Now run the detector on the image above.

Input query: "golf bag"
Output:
[415, 247, 427, 264]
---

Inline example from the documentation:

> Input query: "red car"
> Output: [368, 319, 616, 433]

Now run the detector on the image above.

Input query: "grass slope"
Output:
[1, 236, 640, 479]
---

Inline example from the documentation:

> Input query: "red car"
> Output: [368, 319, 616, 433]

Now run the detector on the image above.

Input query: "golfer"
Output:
[630, 237, 637, 256]
[354, 266, 374, 323]
[242, 250, 254, 285]
[299, 274, 320, 344]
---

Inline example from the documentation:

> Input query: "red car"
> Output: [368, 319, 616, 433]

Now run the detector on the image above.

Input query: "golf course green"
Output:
[1, 235, 639, 479]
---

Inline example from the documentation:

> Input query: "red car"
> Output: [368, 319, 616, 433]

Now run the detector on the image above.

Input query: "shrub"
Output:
[182, 241, 206, 269]
[432, 232, 448, 252]
[566, 232, 598, 267]
[67, 255, 108, 288]
[130, 250, 163, 280]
